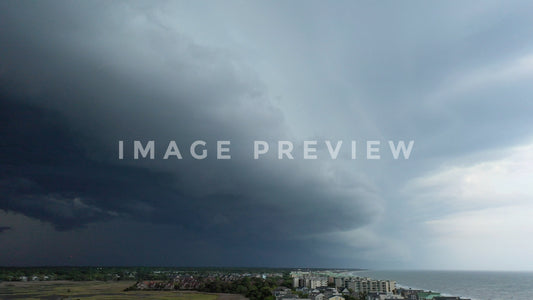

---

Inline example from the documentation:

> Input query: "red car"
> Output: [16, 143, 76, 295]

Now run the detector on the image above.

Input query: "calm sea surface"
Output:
[350, 270, 533, 300]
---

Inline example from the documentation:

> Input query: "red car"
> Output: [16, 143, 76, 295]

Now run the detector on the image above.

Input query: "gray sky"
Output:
[1, 1, 533, 270]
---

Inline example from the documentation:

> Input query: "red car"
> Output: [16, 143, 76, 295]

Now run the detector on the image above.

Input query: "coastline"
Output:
[351, 270, 533, 300]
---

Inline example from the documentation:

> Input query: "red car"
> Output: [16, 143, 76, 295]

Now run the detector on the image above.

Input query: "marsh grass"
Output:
[0, 281, 226, 300]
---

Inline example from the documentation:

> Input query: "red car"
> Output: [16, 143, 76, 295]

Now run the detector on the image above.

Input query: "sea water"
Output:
[351, 270, 533, 300]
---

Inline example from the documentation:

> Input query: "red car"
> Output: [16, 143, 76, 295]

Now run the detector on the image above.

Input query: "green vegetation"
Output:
[0, 281, 223, 300]
[195, 276, 279, 300]
[0, 266, 150, 281]
[0, 267, 296, 300]
[0, 266, 295, 281]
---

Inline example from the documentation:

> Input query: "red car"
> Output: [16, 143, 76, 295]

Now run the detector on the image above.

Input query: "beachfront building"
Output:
[335, 277, 396, 293]
[293, 275, 328, 289]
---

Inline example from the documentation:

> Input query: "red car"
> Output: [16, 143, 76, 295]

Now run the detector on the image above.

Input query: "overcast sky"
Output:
[1, 1, 533, 270]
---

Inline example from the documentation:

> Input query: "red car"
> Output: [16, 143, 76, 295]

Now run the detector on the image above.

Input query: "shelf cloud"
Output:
[1, 1, 533, 269]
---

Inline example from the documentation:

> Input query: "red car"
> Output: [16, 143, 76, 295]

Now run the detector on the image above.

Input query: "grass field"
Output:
[0, 281, 245, 300]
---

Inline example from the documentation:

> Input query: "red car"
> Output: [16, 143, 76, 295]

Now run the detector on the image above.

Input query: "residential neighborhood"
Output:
[0, 267, 475, 300]
[288, 271, 471, 300]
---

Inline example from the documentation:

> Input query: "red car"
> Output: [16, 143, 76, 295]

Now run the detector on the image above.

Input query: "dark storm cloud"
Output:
[0, 98, 187, 230]
[0, 226, 11, 233]
[0, 1, 380, 265]
[0, 98, 378, 238]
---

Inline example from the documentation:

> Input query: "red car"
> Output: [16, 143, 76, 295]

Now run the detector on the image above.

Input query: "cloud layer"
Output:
[0, 1, 382, 267]
[1, 1, 533, 269]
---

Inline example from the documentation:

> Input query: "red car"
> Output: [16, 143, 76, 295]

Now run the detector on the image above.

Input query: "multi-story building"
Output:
[309, 277, 328, 289]
[334, 277, 345, 288]
[293, 275, 328, 289]
[334, 277, 396, 294]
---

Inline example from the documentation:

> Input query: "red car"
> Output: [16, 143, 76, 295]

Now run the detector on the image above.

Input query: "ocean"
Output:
[349, 270, 533, 300]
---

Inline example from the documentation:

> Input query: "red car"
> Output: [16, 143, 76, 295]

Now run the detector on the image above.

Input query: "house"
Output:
[340, 288, 350, 295]
[397, 289, 424, 300]
[274, 286, 292, 299]
[310, 293, 324, 300]
[367, 292, 404, 300]
[328, 295, 345, 300]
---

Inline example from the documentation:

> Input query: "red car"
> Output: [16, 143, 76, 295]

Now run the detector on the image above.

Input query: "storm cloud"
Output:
[2, 1, 533, 269]
[0, 1, 382, 266]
